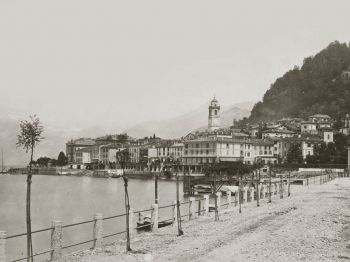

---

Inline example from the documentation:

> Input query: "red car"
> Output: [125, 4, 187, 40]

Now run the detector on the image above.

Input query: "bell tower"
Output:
[208, 97, 220, 131]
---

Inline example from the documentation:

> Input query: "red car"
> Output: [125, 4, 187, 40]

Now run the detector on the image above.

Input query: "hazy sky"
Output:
[1, 0, 349, 131]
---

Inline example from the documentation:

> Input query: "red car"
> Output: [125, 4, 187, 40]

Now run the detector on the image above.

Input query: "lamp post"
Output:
[116, 149, 132, 252]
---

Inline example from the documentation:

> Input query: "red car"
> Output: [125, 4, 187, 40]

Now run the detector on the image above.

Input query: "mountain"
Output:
[250, 41, 350, 122]
[125, 101, 254, 138]
[0, 101, 253, 166]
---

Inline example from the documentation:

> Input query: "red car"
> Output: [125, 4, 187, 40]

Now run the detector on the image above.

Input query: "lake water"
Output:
[0, 175, 195, 261]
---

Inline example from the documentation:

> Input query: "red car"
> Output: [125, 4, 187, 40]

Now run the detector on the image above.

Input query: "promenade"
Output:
[65, 178, 350, 262]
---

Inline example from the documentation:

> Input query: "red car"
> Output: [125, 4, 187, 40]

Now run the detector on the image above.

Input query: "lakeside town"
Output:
[51, 96, 350, 175]
[2, 1, 350, 262]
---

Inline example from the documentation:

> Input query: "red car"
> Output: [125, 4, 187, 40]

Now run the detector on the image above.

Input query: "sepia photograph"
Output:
[1, 1, 350, 261]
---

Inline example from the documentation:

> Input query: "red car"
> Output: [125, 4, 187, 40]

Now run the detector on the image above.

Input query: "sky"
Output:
[1, 0, 350, 131]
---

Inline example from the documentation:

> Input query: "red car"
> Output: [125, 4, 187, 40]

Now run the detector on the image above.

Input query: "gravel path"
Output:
[67, 178, 350, 262]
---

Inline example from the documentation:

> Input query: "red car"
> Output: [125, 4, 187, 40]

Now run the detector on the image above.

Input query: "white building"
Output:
[308, 114, 332, 123]
[170, 143, 184, 160]
[301, 121, 318, 134]
[182, 137, 243, 172]
[208, 97, 221, 132]
[318, 127, 334, 144]
[243, 140, 276, 165]
[262, 129, 295, 139]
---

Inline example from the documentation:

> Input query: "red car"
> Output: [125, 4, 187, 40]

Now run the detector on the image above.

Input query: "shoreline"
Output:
[65, 178, 350, 262]
[4, 169, 186, 181]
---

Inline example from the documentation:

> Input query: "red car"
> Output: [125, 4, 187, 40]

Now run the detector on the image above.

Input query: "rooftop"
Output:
[309, 114, 331, 118]
[262, 129, 295, 134]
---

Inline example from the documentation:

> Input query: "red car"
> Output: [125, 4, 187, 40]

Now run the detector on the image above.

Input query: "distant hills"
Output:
[125, 101, 254, 138]
[250, 41, 350, 122]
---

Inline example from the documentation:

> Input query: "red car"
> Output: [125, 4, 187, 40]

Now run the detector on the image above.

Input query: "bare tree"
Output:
[17, 115, 44, 262]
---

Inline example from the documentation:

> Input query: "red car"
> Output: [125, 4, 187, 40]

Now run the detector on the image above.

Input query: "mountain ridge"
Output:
[249, 41, 350, 122]
[0, 101, 254, 166]
[124, 101, 254, 138]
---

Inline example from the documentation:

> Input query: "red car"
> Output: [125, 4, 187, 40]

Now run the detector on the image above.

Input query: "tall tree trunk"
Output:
[27, 146, 34, 261]
[123, 172, 131, 252]
[176, 171, 183, 236]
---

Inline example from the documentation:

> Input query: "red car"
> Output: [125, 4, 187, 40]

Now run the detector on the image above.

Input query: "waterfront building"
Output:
[66, 138, 96, 168]
[169, 143, 184, 160]
[182, 136, 242, 172]
[243, 139, 276, 165]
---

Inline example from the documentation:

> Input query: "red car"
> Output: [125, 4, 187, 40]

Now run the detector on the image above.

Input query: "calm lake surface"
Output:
[0, 175, 191, 261]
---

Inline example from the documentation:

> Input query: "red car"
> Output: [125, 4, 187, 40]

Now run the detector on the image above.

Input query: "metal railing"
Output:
[4, 172, 339, 262]
[4, 197, 205, 262]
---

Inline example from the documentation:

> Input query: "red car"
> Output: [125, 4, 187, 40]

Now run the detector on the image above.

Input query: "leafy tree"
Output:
[256, 123, 268, 139]
[249, 41, 350, 122]
[36, 157, 51, 167]
[117, 133, 128, 143]
[57, 151, 68, 166]
[333, 116, 343, 130]
[286, 143, 303, 164]
[311, 133, 348, 166]
[16, 115, 44, 262]
[50, 159, 58, 167]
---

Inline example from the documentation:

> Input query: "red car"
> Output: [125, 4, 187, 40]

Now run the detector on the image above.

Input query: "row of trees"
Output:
[30, 151, 68, 167]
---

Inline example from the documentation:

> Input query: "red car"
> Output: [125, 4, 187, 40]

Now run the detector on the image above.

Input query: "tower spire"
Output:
[208, 97, 221, 132]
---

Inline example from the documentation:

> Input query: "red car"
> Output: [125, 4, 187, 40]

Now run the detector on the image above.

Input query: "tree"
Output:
[57, 151, 68, 166]
[116, 149, 132, 251]
[310, 134, 348, 166]
[36, 157, 51, 167]
[117, 133, 128, 143]
[286, 143, 303, 164]
[256, 123, 268, 139]
[16, 115, 44, 262]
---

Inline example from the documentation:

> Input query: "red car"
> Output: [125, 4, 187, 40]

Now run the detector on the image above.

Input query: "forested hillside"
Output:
[250, 41, 350, 122]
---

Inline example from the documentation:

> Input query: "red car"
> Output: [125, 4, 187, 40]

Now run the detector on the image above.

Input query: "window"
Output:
[307, 143, 311, 147]
[196, 144, 199, 148]
[226, 144, 229, 149]
[206, 150, 209, 155]
[206, 143, 209, 148]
